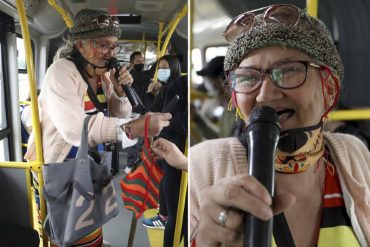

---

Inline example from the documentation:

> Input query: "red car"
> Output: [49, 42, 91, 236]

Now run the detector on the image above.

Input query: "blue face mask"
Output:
[158, 69, 171, 82]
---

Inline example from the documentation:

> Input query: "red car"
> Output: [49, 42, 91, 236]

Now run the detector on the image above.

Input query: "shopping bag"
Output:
[42, 115, 119, 247]
[120, 115, 164, 219]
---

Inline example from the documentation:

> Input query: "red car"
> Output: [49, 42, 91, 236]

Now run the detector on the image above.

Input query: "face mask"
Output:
[134, 63, 144, 71]
[158, 69, 171, 83]
[275, 122, 324, 174]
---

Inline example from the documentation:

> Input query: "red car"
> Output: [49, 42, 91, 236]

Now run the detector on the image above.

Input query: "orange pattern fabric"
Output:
[120, 115, 164, 218]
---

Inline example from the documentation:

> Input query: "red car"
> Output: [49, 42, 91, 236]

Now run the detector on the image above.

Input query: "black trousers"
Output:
[0, 223, 39, 247]
[162, 162, 188, 247]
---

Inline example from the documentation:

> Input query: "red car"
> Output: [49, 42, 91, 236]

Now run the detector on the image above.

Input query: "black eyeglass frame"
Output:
[227, 60, 321, 94]
[92, 40, 123, 55]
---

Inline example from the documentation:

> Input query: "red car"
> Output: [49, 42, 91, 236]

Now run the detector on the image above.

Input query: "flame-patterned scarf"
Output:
[275, 122, 324, 174]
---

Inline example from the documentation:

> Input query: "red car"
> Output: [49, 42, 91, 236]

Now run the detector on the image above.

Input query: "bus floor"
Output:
[103, 150, 158, 247]
[32, 150, 184, 247]
[103, 151, 185, 247]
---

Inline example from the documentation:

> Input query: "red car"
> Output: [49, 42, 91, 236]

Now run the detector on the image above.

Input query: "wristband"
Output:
[122, 121, 134, 140]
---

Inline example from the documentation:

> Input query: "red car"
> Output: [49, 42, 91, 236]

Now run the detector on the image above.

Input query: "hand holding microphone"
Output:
[195, 106, 295, 247]
[108, 58, 141, 107]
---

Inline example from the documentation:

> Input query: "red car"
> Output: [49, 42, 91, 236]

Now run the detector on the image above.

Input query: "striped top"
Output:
[83, 78, 107, 115]
[316, 162, 360, 246]
[272, 158, 360, 247]
[66, 78, 107, 159]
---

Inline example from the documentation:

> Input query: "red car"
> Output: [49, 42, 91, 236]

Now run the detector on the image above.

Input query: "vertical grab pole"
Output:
[15, 0, 46, 246]
[306, 0, 319, 17]
[173, 139, 188, 247]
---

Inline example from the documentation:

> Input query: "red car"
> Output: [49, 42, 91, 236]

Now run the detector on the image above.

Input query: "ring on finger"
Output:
[218, 209, 229, 227]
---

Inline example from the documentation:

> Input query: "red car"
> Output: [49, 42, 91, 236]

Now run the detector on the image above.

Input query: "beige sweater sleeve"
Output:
[41, 59, 120, 147]
[189, 137, 247, 237]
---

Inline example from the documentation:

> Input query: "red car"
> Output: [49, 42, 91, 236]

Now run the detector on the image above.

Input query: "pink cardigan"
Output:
[190, 132, 370, 246]
[25, 58, 132, 163]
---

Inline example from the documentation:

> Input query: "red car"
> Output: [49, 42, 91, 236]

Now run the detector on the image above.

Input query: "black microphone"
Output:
[242, 106, 280, 247]
[107, 58, 140, 107]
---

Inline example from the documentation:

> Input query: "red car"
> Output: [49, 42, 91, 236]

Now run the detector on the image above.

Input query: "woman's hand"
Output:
[196, 174, 295, 247]
[152, 138, 188, 171]
[147, 79, 162, 95]
[110, 65, 133, 97]
[125, 113, 172, 138]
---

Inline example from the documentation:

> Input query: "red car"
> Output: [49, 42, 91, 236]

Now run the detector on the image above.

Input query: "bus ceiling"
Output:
[0, 0, 187, 39]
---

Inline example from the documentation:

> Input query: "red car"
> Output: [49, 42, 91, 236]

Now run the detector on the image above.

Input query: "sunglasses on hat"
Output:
[224, 4, 303, 43]
[93, 15, 119, 28]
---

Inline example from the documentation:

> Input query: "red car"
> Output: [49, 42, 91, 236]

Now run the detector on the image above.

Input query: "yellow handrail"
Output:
[15, 0, 47, 246]
[173, 139, 188, 247]
[118, 39, 159, 43]
[306, 0, 319, 17]
[154, 4, 188, 82]
[328, 109, 370, 121]
[157, 22, 165, 56]
[48, 0, 73, 28]
[158, 4, 188, 58]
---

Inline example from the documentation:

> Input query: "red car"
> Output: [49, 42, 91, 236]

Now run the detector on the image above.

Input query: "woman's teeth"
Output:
[277, 109, 295, 121]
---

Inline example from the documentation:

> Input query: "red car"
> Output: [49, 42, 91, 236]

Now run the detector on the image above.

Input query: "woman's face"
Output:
[78, 36, 118, 67]
[158, 59, 170, 69]
[236, 46, 325, 131]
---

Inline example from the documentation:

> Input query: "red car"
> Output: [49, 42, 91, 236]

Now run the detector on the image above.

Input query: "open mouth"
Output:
[277, 109, 295, 123]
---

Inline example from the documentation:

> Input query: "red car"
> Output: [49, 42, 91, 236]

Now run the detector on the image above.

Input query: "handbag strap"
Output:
[76, 115, 93, 159]
[67, 57, 106, 112]
[143, 115, 152, 152]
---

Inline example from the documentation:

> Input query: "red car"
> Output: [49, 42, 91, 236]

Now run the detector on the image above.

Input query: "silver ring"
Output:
[217, 209, 229, 227]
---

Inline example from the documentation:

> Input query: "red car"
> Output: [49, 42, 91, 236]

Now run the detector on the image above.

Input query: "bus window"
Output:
[191, 48, 202, 85]
[117, 41, 158, 67]
[17, 37, 30, 101]
[205, 46, 227, 62]
[0, 138, 9, 161]
[0, 41, 9, 161]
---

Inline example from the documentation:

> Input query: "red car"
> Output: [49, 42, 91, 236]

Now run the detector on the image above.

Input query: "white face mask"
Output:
[158, 69, 171, 82]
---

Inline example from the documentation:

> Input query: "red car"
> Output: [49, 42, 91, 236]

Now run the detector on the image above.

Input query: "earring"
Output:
[228, 91, 244, 121]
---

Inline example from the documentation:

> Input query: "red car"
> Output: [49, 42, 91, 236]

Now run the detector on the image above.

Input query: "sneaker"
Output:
[102, 240, 111, 247]
[142, 214, 166, 230]
[124, 166, 132, 174]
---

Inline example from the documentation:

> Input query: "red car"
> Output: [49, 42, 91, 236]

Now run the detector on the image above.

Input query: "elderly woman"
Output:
[25, 9, 171, 247]
[190, 4, 370, 247]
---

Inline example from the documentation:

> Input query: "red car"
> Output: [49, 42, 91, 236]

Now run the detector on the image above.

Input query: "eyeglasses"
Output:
[227, 61, 320, 94]
[224, 4, 302, 43]
[93, 15, 119, 28]
[93, 41, 122, 55]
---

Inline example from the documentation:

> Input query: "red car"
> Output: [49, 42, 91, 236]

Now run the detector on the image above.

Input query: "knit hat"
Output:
[224, 6, 344, 82]
[69, 9, 121, 41]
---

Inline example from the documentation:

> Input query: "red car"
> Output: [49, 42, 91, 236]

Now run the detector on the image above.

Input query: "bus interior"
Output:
[0, 0, 187, 246]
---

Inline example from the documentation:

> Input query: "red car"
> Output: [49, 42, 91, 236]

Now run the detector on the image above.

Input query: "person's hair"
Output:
[53, 39, 78, 62]
[159, 55, 181, 83]
[130, 51, 144, 63]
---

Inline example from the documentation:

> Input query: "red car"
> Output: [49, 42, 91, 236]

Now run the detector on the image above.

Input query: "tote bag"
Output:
[42, 116, 119, 247]
[120, 115, 164, 219]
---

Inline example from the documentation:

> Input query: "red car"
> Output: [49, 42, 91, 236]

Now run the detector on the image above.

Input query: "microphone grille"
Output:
[249, 106, 278, 125]
[107, 57, 118, 69]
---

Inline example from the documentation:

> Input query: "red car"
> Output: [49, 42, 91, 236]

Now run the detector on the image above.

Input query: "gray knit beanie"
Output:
[69, 9, 121, 41]
[224, 7, 344, 82]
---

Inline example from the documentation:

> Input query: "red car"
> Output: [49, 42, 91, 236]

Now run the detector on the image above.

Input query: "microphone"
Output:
[242, 106, 280, 247]
[107, 58, 141, 107]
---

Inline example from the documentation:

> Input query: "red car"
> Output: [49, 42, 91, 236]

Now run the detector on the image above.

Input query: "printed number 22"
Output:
[103, 182, 118, 215]
[75, 192, 95, 231]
